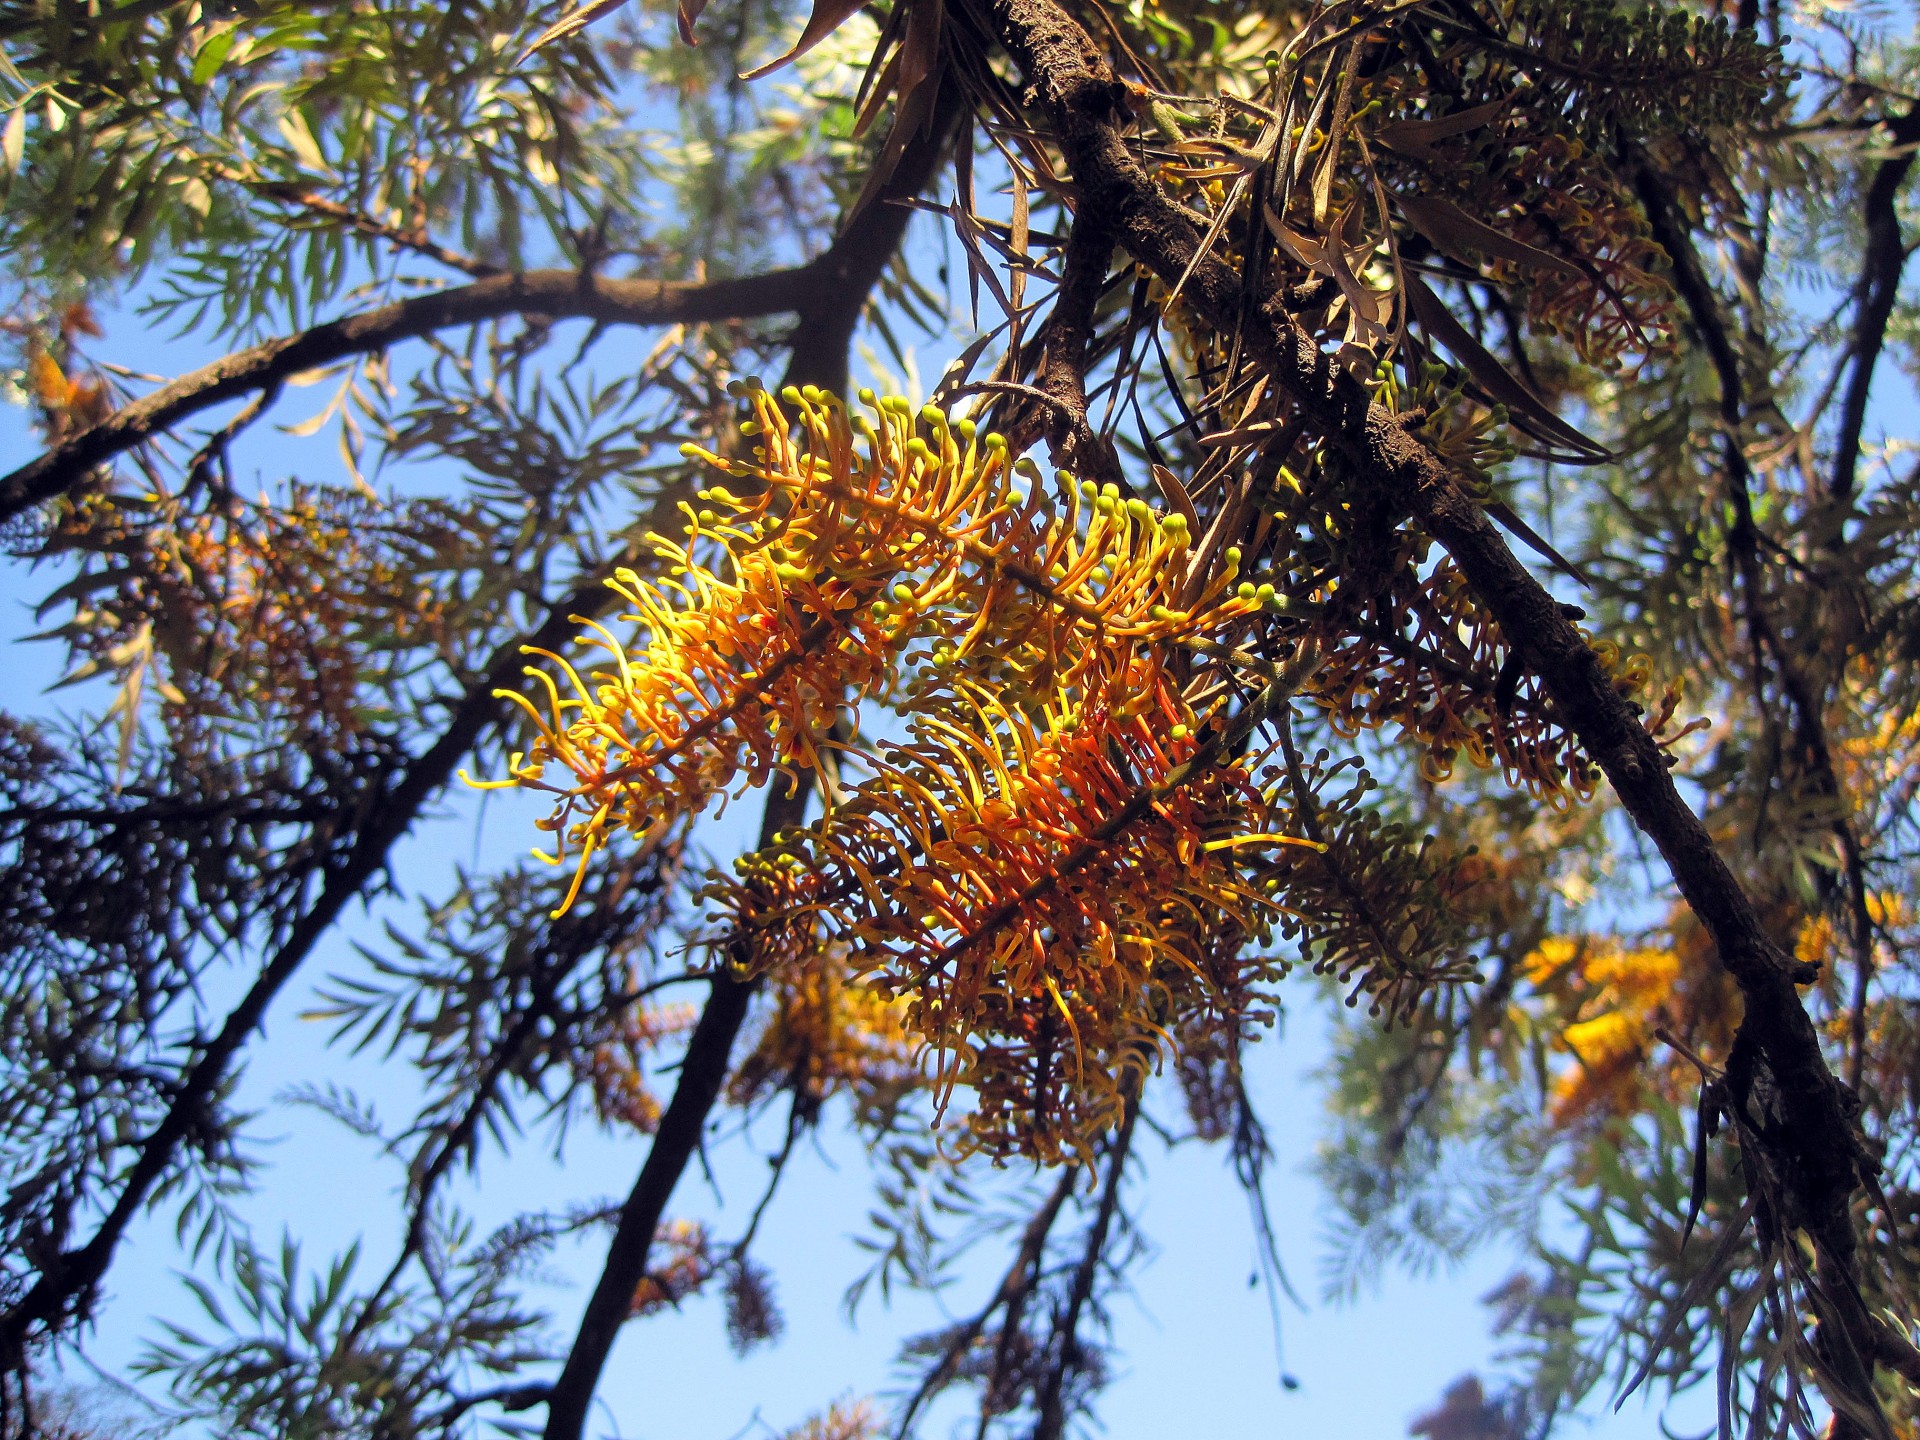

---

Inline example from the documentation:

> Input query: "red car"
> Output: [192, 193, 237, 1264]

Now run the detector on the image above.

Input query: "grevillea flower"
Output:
[577, 997, 703, 1133]
[726, 943, 919, 1122]
[472, 383, 1260, 917]
[1522, 915, 1737, 1125]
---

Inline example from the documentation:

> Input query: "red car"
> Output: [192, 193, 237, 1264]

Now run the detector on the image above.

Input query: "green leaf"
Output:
[190, 27, 238, 87]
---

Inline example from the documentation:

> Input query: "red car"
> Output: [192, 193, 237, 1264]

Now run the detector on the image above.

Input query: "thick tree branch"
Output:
[0, 271, 792, 528]
[0, 132, 948, 533]
[979, 0, 1881, 1414]
[990, 205, 1117, 478]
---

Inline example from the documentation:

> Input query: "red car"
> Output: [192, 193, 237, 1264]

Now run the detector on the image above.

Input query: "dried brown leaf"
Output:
[520, 0, 630, 59]
[1372, 99, 1509, 161]
[742, 0, 874, 80]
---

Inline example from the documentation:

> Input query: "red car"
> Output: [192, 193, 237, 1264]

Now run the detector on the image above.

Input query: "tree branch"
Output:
[1830, 102, 1920, 505]
[0, 122, 952, 535]
[0, 271, 801, 528]
[991, 205, 1117, 478]
[980, 0, 1881, 1416]
[1032, 1094, 1136, 1440]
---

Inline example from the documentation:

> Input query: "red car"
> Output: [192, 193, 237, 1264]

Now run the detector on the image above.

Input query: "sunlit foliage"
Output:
[3, 0, 1920, 1438]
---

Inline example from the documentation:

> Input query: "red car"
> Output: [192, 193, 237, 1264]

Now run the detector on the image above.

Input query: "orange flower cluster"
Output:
[27, 346, 111, 439]
[485, 386, 1295, 1154]
[718, 655, 1297, 1159]
[46, 486, 447, 735]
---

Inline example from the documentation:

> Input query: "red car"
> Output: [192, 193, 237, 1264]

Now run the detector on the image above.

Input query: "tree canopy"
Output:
[2, 0, 1919, 1436]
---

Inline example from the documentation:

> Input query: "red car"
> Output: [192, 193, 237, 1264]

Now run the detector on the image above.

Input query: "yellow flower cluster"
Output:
[473, 382, 1260, 917]
[1522, 916, 1736, 1125]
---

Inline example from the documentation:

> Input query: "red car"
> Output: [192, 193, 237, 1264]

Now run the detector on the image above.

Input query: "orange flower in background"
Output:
[777, 1400, 880, 1440]
[1522, 913, 1738, 1126]
[41, 486, 450, 749]
[728, 945, 918, 1117]
[26, 342, 111, 439]
[578, 998, 702, 1133]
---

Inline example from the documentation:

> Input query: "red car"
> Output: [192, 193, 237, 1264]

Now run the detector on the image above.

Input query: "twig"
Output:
[893, 1165, 1080, 1440]
[1031, 1090, 1138, 1440]
[1830, 103, 1920, 505]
